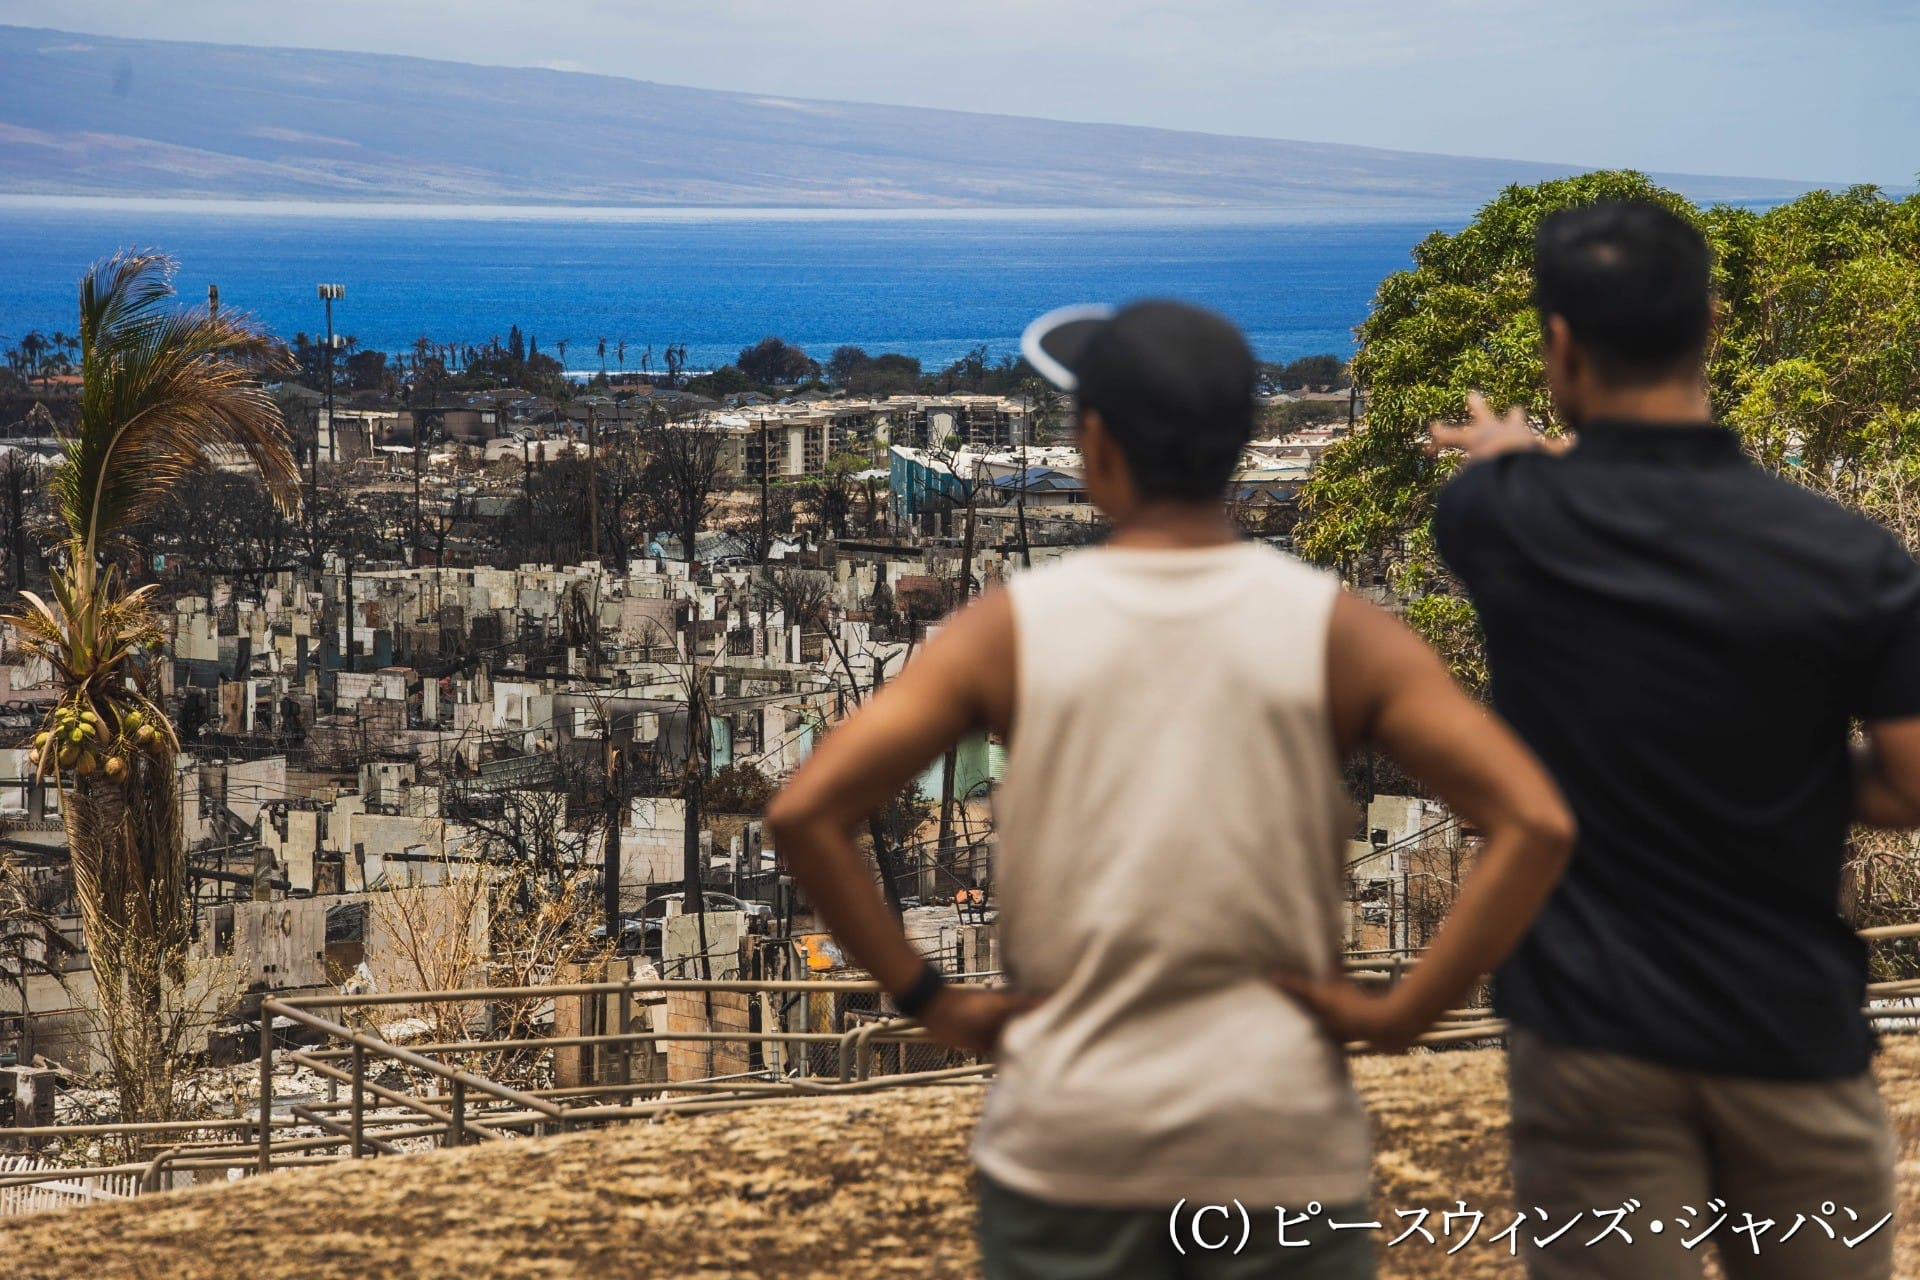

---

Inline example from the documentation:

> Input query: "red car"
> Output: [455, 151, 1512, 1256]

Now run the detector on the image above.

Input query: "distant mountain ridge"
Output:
[0, 24, 1815, 209]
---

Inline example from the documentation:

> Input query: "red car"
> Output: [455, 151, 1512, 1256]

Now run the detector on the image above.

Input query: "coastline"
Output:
[0, 195, 1481, 225]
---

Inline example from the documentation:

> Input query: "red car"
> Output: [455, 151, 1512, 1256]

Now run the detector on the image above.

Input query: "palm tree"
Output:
[18, 331, 49, 389]
[6, 252, 298, 1125]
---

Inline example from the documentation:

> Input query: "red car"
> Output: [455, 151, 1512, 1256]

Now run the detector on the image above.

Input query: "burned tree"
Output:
[800, 455, 865, 541]
[637, 411, 724, 564]
[757, 565, 832, 634]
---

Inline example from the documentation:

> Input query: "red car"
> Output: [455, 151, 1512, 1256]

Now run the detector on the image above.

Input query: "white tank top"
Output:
[973, 540, 1370, 1208]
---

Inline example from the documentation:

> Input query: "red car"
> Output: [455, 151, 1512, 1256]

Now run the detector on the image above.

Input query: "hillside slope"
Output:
[0, 25, 1814, 209]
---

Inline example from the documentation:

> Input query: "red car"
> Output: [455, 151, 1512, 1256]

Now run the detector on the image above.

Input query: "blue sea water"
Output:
[0, 203, 1467, 370]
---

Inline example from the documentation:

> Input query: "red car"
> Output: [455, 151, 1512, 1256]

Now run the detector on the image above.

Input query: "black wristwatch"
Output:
[894, 961, 949, 1018]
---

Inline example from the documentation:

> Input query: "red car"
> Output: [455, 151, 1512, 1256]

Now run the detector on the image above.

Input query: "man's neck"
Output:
[1105, 503, 1242, 550]
[1576, 380, 1713, 427]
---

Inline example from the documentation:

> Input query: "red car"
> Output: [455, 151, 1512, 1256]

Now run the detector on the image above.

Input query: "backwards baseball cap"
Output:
[1021, 299, 1257, 501]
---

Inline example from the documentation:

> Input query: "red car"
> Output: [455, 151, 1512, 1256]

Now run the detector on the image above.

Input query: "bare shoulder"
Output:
[1328, 590, 1408, 654]
[1326, 591, 1448, 754]
[910, 587, 1017, 737]
[923, 585, 1016, 656]
[1236, 540, 1346, 602]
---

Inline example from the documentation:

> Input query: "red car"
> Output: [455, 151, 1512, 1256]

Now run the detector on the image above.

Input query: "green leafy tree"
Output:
[684, 364, 754, 398]
[1262, 353, 1350, 392]
[829, 347, 924, 396]
[702, 762, 777, 814]
[1297, 170, 1691, 581]
[1295, 173, 1920, 677]
[737, 336, 817, 385]
[1711, 186, 1920, 478]
[1019, 375, 1066, 445]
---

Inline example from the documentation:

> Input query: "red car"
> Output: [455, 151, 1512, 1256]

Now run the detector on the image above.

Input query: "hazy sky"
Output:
[3, 0, 1915, 186]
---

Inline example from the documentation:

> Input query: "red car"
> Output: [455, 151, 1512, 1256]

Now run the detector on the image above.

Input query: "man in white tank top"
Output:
[770, 301, 1575, 1278]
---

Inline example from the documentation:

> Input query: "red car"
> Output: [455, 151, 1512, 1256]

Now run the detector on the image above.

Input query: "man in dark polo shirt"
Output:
[1304, 200, 1920, 1279]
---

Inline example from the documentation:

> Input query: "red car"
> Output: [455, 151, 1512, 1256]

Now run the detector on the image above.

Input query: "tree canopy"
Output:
[826, 346, 924, 395]
[1293, 172, 1920, 681]
[736, 336, 819, 385]
[1262, 353, 1349, 393]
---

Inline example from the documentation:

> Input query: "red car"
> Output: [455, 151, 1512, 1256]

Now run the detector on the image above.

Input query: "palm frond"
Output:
[0, 249, 290, 1128]
[57, 251, 300, 556]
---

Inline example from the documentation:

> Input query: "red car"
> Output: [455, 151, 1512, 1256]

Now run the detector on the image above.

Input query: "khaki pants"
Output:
[1507, 1030, 1896, 1280]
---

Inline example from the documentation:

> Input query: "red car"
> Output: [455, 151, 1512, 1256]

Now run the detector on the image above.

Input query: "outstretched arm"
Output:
[1280, 593, 1576, 1051]
[766, 589, 1028, 1053]
[1427, 392, 1573, 465]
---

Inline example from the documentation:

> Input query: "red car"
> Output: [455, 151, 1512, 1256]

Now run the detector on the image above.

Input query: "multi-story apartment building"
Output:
[898, 396, 1029, 450]
[706, 411, 839, 479]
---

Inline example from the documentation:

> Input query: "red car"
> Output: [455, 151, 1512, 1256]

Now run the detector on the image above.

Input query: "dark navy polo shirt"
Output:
[1434, 419, 1920, 1080]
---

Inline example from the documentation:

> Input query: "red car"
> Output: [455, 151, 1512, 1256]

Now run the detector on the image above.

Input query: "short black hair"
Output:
[1075, 300, 1256, 502]
[1533, 200, 1712, 384]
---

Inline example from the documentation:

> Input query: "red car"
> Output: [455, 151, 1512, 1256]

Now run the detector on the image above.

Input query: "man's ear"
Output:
[1543, 314, 1571, 360]
[1543, 314, 1579, 381]
[1077, 407, 1132, 512]
[1078, 407, 1109, 469]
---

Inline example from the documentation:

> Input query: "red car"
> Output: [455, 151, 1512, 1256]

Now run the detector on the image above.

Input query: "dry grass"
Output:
[6, 1041, 1920, 1279]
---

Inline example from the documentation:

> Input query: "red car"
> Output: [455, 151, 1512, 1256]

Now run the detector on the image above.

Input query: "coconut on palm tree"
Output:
[6, 252, 298, 1125]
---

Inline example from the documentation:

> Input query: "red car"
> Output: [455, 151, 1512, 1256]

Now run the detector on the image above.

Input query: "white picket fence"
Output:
[0, 1153, 139, 1216]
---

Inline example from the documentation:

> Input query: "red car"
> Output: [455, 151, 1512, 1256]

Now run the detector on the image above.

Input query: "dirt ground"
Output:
[6, 1042, 1920, 1279]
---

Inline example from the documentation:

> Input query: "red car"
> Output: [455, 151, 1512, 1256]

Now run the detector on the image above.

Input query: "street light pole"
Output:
[318, 284, 344, 465]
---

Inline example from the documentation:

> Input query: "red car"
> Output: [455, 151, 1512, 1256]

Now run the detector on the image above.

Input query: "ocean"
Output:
[0, 202, 1469, 371]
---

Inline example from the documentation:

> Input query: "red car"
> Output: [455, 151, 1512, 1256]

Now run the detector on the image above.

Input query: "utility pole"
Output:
[759, 416, 771, 561]
[341, 523, 356, 673]
[522, 437, 535, 554]
[4, 458, 26, 592]
[935, 464, 980, 874]
[758, 416, 772, 655]
[671, 629, 714, 980]
[412, 419, 424, 566]
[207, 283, 219, 317]
[586, 402, 600, 560]
[1016, 396, 1032, 570]
[604, 736, 622, 944]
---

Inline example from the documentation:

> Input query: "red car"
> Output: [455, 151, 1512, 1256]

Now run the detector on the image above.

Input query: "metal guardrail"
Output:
[0, 975, 996, 1203]
[11, 924, 1920, 1204]
[251, 975, 995, 1175]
